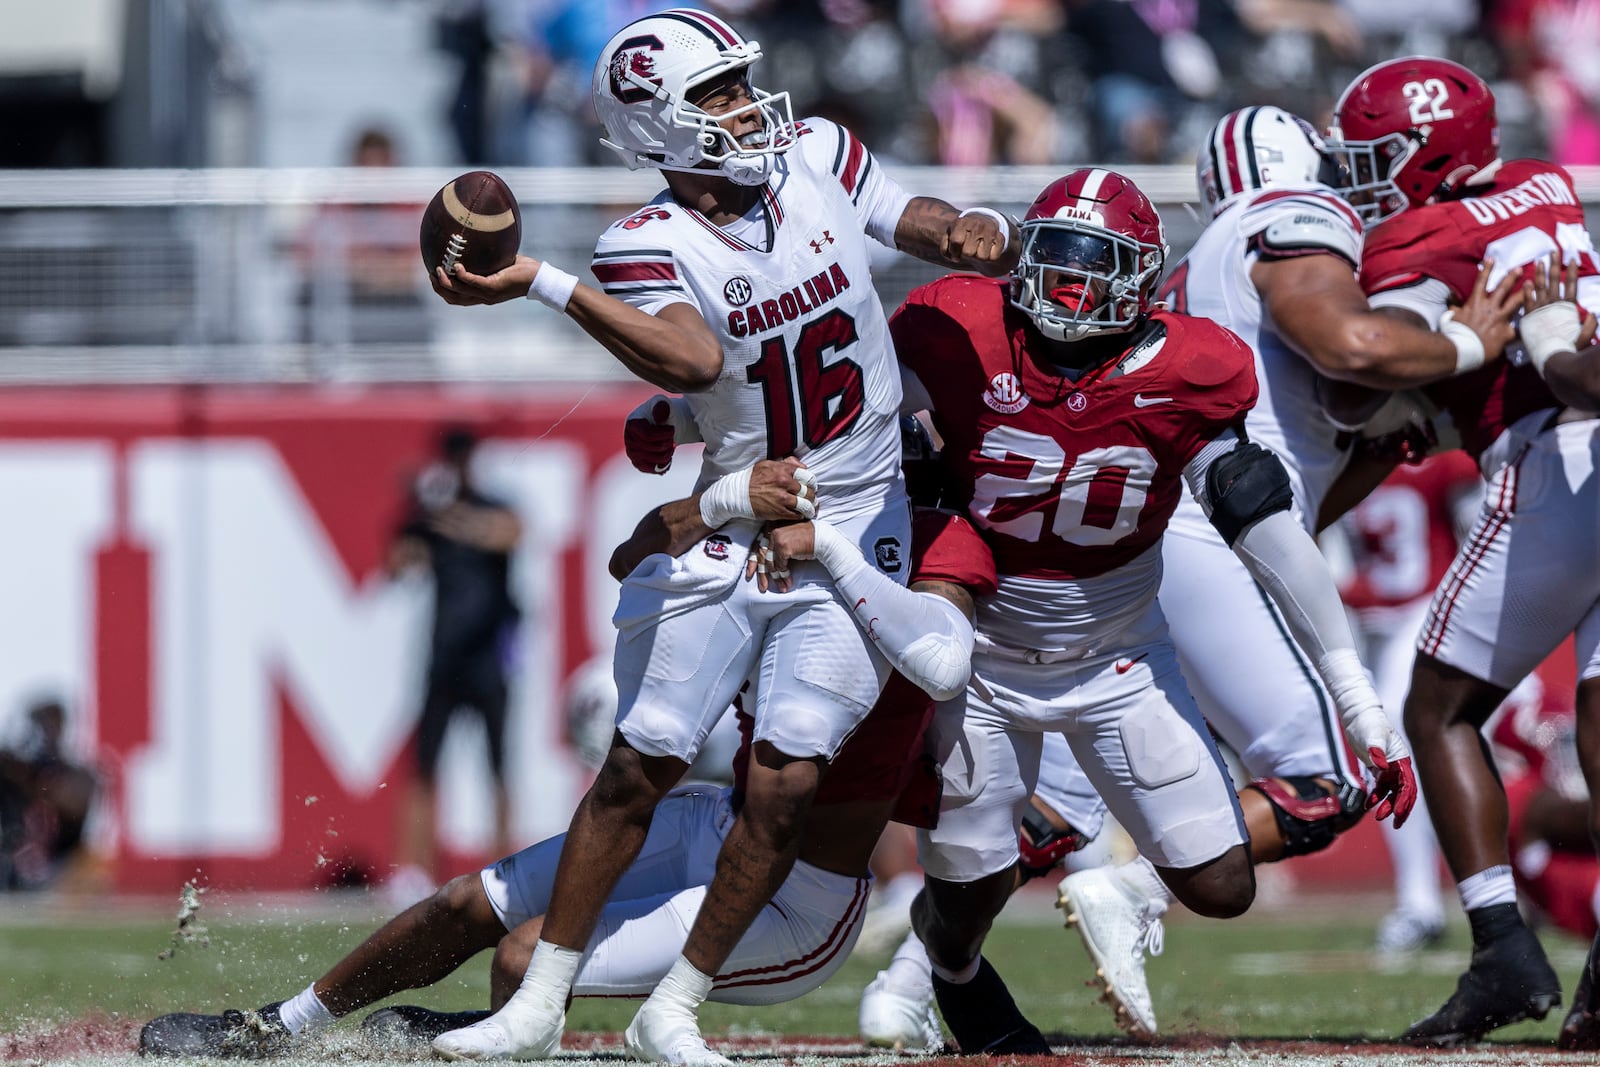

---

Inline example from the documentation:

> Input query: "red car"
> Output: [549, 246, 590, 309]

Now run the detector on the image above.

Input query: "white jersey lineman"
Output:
[596, 117, 913, 766]
[1155, 183, 1366, 787]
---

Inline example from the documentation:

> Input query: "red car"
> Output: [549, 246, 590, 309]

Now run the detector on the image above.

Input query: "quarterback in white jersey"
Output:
[592, 115, 908, 523]
[429, 8, 1015, 1065]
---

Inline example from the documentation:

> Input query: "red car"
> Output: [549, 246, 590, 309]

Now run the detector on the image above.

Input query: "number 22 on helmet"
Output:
[1325, 56, 1501, 225]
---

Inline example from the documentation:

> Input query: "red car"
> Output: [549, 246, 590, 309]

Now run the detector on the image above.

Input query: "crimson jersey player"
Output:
[888, 168, 1414, 1055]
[1340, 453, 1482, 614]
[1326, 55, 1600, 1047]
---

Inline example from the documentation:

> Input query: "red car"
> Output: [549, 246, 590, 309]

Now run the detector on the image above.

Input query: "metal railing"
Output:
[4, 165, 1600, 384]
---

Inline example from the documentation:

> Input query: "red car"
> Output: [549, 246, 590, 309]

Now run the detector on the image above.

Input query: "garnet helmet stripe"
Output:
[1240, 106, 1263, 189]
[661, 7, 740, 47]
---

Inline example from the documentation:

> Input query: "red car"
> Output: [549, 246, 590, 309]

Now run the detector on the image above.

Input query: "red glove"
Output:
[624, 398, 677, 474]
[1366, 746, 1417, 828]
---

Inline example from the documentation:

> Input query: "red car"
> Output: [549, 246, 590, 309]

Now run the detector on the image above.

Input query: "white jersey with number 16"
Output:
[591, 117, 912, 523]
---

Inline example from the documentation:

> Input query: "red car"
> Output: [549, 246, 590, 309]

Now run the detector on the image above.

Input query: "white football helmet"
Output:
[564, 655, 618, 771]
[1196, 106, 1343, 219]
[591, 8, 796, 187]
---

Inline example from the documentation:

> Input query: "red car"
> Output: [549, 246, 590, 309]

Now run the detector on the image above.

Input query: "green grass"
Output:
[0, 889, 1587, 1046]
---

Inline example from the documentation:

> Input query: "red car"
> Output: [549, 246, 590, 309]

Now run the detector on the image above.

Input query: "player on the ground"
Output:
[1337, 452, 1483, 954]
[424, 9, 1014, 1064]
[1322, 55, 1600, 1046]
[137, 439, 993, 1060]
[887, 167, 1416, 1055]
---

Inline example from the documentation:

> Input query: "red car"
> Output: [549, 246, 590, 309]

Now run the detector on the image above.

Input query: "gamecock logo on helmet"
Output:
[609, 35, 663, 105]
[984, 372, 1029, 414]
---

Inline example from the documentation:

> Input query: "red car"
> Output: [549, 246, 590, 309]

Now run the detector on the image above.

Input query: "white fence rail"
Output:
[4, 165, 1600, 384]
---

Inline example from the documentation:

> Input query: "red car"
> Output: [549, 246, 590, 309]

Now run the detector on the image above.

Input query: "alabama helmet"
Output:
[1011, 168, 1168, 342]
[1197, 106, 1344, 219]
[592, 8, 796, 187]
[1326, 56, 1500, 224]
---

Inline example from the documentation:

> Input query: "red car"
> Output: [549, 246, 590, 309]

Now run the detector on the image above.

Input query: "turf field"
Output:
[0, 886, 1592, 1065]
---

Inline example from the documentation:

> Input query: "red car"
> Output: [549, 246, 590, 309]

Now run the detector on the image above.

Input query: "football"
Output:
[419, 170, 522, 278]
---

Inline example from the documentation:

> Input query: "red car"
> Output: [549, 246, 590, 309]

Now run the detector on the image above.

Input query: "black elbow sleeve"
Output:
[1206, 442, 1295, 546]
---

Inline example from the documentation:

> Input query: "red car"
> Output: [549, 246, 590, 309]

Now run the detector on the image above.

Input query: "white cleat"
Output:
[1057, 867, 1163, 1037]
[431, 994, 564, 1061]
[624, 1000, 733, 1067]
[859, 972, 943, 1053]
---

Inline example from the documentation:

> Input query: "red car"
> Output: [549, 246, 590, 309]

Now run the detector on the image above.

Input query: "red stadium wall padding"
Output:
[0, 383, 694, 893]
[0, 385, 1579, 896]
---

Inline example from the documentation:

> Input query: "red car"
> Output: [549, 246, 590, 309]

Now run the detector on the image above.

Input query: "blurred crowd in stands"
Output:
[430, 0, 1599, 171]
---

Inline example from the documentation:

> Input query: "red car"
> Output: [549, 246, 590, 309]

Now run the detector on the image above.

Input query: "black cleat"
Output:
[359, 1005, 492, 1048]
[139, 1003, 291, 1059]
[1559, 933, 1600, 1050]
[1403, 923, 1561, 1046]
[932, 957, 1052, 1055]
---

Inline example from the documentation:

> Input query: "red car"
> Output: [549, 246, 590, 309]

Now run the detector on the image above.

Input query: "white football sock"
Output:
[1115, 856, 1175, 915]
[649, 955, 716, 1012]
[1457, 865, 1517, 911]
[278, 984, 334, 1035]
[929, 955, 981, 985]
[517, 939, 582, 1003]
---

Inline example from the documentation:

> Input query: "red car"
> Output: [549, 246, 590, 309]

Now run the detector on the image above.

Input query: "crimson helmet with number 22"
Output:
[1011, 168, 1168, 343]
[1326, 56, 1500, 224]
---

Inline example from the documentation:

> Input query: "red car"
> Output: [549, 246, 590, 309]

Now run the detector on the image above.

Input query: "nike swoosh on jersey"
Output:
[1133, 394, 1174, 407]
[1114, 653, 1149, 674]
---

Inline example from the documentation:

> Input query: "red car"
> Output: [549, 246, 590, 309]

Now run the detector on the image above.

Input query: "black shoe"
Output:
[139, 1003, 291, 1059]
[932, 957, 1052, 1055]
[1403, 923, 1561, 1046]
[359, 1005, 492, 1048]
[1559, 933, 1600, 1050]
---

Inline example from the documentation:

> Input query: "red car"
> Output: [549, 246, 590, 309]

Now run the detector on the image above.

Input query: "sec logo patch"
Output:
[984, 372, 1029, 414]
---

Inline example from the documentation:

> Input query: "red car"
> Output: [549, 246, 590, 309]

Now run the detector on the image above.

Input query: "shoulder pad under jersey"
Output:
[1246, 193, 1363, 268]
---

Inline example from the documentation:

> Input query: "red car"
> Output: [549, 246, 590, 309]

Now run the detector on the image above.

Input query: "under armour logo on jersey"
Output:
[809, 231, 835, 253]
[723, 276, 753, 305]
[984, 372, 1029, 414]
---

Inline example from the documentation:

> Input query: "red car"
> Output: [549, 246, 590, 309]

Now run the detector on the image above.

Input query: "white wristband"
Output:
[527, 262, 580, 312]
[808, 519, 855, 576]
[957, 207, 1012, 254]
[1438, 310, 1486, 375]
[699, 466, 756, 528]
[1520, 300, 1582, 376]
